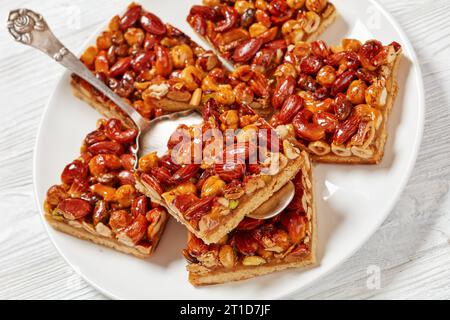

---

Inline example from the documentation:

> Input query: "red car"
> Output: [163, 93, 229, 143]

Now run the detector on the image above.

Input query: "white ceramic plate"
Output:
[34, 0, 424, 299]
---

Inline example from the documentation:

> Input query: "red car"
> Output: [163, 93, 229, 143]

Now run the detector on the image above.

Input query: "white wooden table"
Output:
[1, 0, 449, 300]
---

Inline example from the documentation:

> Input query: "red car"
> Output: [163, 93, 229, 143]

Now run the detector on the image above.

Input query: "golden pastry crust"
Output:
[188, 256, 315, 285]
[44, 212, 167, 259]
[304, 4, 337, 43]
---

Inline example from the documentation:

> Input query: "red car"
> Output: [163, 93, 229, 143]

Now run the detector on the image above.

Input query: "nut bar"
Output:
[135, 99, 306, 244]
[184, 162, 315, 285]
[270, 39, 402, 164]
[44, 118, 168, 258]
[187, 0, 336, 65]
[71, 3, 222, 123]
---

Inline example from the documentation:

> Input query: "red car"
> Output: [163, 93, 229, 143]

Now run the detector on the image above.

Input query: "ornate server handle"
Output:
[7, 8, 148, 130]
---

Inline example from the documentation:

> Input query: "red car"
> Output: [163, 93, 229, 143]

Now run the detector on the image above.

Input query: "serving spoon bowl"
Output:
[7, 8, 294, 219]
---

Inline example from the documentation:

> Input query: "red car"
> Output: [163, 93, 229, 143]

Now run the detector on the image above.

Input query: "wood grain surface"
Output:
[0, 0, 449, 299]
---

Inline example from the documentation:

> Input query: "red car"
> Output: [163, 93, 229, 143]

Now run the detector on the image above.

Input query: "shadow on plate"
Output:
[377, 55, 412, 170]
[147, 218, 186, 267]
[321, 13, 350, 44]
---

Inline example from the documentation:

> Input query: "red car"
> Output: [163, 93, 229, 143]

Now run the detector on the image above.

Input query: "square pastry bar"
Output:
[269, 39, 402, 164]
[71, 3, 225, 122]
[184, 165, 315, 285]
[187, 0, 336, 65]
[44, 118, 168, 258]
[135, 99, 307, 244]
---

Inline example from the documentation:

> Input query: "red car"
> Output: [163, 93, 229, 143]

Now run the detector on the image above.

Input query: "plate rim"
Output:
[32, 0, 425, 300]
